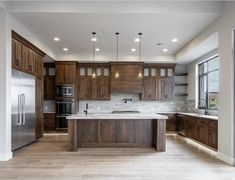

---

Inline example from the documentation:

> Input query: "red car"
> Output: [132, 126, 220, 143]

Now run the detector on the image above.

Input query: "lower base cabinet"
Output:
[43, 113, 56, 131]
[177, 115, 218, 150]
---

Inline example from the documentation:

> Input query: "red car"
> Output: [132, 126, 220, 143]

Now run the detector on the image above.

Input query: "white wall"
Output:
[0, 7, 12, 161]
[177, 2, 235, 165]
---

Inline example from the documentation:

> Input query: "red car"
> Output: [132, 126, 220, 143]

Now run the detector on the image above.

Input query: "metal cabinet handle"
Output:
[17, 94, 22, 125]
[22, 94, 26, 125]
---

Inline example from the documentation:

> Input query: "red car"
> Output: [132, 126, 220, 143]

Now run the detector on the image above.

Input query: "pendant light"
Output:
[114, 32, 120, 78]
[92, 32, 96, 78]
[138, 33, 143, 78]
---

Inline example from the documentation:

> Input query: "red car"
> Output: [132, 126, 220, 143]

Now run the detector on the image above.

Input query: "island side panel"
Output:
[68, 119, 78, 152]
[155, 119, 166, 152]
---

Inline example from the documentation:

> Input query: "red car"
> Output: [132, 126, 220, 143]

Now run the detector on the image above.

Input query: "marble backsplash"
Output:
[43, 100, 56, 113]
[78, 93, 186, 113]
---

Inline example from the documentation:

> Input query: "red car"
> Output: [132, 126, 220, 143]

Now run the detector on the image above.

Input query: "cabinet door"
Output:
[44, 76, 55, 100]
[55, 65, 66, 84]
[159, 78, 175, 100]
[208, 122, 218, 149]
[65, 65, 76, 84]
[197, 119, 209, 145]
[79, 78, 93, 100]
[28, 49, 35, 74]
[96, 78, 110, 100]
[177, 115, 185, 136]
[142, 78, 157, 100]
[12, 39, 23, 70]
[165, 114, 177, 131]
[43, 113, 56, 131]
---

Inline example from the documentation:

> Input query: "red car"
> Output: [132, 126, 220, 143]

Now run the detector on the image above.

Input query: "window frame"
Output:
[198, 55, 219, 110]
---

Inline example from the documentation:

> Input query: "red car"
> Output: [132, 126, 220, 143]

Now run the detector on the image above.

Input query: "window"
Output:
[198, 55, 219, 110]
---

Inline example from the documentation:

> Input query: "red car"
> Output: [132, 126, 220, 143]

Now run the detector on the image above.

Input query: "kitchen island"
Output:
[67, 112, 168, 152]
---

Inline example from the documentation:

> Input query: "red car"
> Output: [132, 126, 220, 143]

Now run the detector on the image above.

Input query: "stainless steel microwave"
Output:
[56, 85, 74, 97]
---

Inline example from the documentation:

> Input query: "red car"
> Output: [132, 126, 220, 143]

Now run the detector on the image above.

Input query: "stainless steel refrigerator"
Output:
[11, 69, 36, 151]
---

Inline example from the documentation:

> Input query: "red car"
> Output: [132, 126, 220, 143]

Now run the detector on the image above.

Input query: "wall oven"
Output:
[56, 85, 74, 98]
[56, 98, 75, 129]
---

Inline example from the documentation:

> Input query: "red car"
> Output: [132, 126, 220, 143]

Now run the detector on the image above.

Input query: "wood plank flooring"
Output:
[0, 134, 234, 180]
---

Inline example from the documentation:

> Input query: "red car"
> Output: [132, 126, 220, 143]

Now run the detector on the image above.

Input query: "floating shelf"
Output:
[175, 93, 188, 96]
[175, 73, 188, 76]
[175, 83, 188, 86]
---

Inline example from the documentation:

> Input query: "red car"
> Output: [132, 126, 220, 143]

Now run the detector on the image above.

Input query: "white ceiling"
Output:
[5, 1, 223, 62]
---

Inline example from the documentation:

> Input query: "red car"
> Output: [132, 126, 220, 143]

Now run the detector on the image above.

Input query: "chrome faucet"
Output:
[123, 98, 132, 103]
[84, 103, 88, 115]
[199, 99, 209, 115]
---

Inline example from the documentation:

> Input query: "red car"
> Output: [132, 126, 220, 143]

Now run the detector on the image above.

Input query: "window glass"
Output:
[151, 68, 156, 76]
[87, 68, 92, 76]
[144, 68, 149, 77]
[160, 68, 165, 76]
[96, 68, 102, 76]
[104, 68, 109, 76]
[80, 68, 85, 76]
[198, 55, 219, 110]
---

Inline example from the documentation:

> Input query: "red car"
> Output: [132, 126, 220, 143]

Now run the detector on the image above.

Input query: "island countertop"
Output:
[67, 112, 168, 120]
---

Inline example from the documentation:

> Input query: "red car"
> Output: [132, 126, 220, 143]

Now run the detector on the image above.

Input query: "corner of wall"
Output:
[217, 152, 235, 166]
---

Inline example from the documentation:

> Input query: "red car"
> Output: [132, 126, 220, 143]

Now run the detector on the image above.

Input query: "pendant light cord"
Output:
[116, 32, 119, 62]
[139, 33, 142, 62]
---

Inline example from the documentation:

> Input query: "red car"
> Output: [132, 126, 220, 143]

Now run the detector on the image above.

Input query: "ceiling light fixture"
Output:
[131, 48, 136, 52]
[54, 37, 60, 42]
[63, 48, 68, 51]
[135, 38, 140, 42]
[163, 48, 168, 52]
[91, 37, 97, 42]
[114, 32, 120, 79]
[95, 48, 100, 52]
[92, 32, 96, 78]
[138, 33, 143, 79]
[172, 38, 178, 42]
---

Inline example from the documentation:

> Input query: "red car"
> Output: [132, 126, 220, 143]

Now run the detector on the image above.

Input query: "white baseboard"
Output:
[217, 152, 235, 165]
[0, 152, 12, 161]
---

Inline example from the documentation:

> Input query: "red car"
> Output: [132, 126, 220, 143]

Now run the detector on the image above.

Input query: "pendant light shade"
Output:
[138, 33, 143, 78]
[92, 32, 96, 78]
[114, 32, 120, 79]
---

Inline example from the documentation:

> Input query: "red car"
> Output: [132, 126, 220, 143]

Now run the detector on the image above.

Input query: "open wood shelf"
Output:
[175, 83, 188, 86]
[175, 73, 188, 76]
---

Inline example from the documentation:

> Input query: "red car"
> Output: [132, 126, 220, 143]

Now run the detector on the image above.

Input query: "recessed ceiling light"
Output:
[163, 48, 168, 52]
[95, 48, 100, 52]
[131, 48, 136, 52]
[172, 38, 178, 42]
[53, 37, 60, 42]
[134, 38, 140, 42]
[91, 37, 97, 42]
[63, 48, 69, 51]
[157, 42, 164, 46]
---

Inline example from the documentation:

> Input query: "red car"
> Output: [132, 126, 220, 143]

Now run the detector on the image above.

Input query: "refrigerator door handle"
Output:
[22, 94, 26, 125]
[17, 94, 22, 126]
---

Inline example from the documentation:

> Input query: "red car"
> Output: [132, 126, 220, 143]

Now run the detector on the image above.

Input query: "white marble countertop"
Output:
[157, 112, 218, 120]
[67, 112, 168, 120]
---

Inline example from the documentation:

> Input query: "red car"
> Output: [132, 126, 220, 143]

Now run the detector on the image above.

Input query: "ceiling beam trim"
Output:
[5, 1, 224, 14]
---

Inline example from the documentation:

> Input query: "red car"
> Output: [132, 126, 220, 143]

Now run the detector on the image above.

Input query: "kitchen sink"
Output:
[112, 110, 140, 114]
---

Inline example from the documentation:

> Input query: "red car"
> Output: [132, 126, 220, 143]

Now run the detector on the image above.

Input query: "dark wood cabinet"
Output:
[208, 121, 218, 149]
[111, 63, 143, 94]
[44, 76, 55, 100]
[159, 77, 175, 100]
[142, 78, 157, 100]
[160, 113, 177, 132]
[43, 113, 56, 131]
[177, 114, 218, 150]
[12, 39, 23, 70]
[55, 62, 77, 84]
[36, 78, 44, 139]
[78, 64, 110, 100]
[177, 115, 186, 136]
[22, 45, 35, 74]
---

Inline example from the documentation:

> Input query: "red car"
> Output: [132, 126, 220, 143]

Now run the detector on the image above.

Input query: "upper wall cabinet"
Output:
[78, 63, 110, 100]
[55, 61, 77, 85]
[111, 63, 143, 94]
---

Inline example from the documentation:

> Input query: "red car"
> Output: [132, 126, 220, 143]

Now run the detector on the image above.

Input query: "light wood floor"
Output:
[0, 134, 234, 180]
